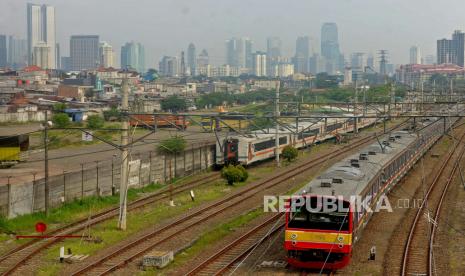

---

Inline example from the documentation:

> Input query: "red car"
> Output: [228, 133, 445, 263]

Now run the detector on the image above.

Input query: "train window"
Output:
[297, 129, 319, 140]
[254, 137, 287, 152]
[288, 198, 350, 231]
[326, 123, 343, 132]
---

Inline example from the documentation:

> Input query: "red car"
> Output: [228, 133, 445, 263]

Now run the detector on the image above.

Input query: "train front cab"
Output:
[284, 195, 353, 270]
[224, 138, 239, 164]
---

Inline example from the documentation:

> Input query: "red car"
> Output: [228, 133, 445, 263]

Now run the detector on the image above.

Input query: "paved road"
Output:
[0, 126, 217, 185]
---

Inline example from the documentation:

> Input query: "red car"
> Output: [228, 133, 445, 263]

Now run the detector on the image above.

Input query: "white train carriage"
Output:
[216, 115, 378, 166]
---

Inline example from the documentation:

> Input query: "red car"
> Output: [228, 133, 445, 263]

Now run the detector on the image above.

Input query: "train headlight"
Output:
[291, 233, 297, 240]
[337, 236, 344, 242]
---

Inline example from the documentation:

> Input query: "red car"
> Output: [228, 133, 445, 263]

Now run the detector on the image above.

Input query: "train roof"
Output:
[300, 130, 418, 200]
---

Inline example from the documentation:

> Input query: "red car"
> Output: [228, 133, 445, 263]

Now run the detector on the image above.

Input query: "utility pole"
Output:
[421, 81, 424, 114]
[275, 81, 280, 167]
[354, 81, 358, 134]
[44, 111, 50, 216]
[118, 76, 129, 230]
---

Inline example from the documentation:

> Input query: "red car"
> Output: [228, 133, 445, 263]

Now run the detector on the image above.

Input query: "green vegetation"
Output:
[103, 107, 122, 121]
[282, 145, 298, 162]
[221, 164, 248, 185]
[157, 136, 187, 154]
[86, 115, 104, 129]
[196, 90, 275, 110]
[51, 113, 70, 128]
[52, 103, 67, 112]
[161, 95, 187, 112]
[0, 183, 164, 236]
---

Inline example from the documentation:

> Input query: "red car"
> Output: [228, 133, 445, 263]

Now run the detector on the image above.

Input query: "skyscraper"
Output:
[266, 37, 282, 59]
[437, 39, 454, 65]
[409, 46, 421, 64]
[70, 35, 99, 71]
[452, 30, 465, 67]
[187, 43, 196, 76]
[120, 42, 145, 73]
[99, 41, 114, 68]
[294, 36, 310, 73]
[8, 36, 27, 69]
[350, 53, 365, 70]
[197, 49, 209, 67]
[253, 52, 267, 77]
[33, 42, 51, 69]
[159, 56, 179, 77]
[321, 22, 341, 74]
[226, 37, 252, 68]
[27, 3, 56, 68]
[0, 35, 6, 68]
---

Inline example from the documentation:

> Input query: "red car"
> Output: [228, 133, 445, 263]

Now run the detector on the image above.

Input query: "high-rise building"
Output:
[452, 30, 465, 67]
[0, 35, 6, 68]
[61, 56, 71, 71]
[159, 56, 179, 77]
[409, 46, 421, 64]
[437, 39, 454, 65]
[27, 3, 56, 68]
[121, 41, 145, 73]
[267, 37, 282, 59]
[55, 43, 60, 69]
[187, 43, 197, 76]
[8, 36, 27, 69]
[294, 36, 310, 73]
[70, 35, 99, 71]
[321, 22, 341, 74]
[226, 37, 252, 68]
[99, 41, 114, 68]
[350, 52, 365, 70]
[253, 52, 267, 77]
[32, 42, 51, 69]
[423, 55, 436, 65]
[197, 49, 209, 67]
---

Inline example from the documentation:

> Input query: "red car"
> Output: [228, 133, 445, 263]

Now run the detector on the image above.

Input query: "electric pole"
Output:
[275, 81, 280, 167]
[44, 111, 50, 216]
[118, 76, 129, 230]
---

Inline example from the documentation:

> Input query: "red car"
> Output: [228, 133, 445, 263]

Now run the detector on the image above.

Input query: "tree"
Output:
[161, 96, 187, 112]
[103, 107, 122, 121]
[157, 136, 187, 154]
[53, 103, 67, 112]
[86, 115, 104, 129]
[52, 113, 70, 128]
[221, 165, 243, 185]
[282, 145, 298, 162]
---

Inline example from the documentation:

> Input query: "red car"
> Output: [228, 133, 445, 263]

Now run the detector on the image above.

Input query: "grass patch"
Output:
[0, 182, 165, 237]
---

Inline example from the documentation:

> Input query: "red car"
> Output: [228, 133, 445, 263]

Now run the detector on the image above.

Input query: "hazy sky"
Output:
[2, 0, 465, 68]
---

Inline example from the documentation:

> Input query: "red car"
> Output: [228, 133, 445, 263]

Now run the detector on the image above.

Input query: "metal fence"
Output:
[1, 143, 215, 218]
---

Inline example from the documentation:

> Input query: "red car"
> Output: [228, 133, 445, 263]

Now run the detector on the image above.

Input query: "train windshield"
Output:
[288, 199, 350, 231]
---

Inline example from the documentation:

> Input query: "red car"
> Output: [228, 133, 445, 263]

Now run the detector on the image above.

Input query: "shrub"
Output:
[103, 108, 122, 121]
[52, 103, 67, 112]
[86, 115, 105, 129]
[221, 165, 243, 185]
[282, 145, 298, 162]
[52, 113, 70, 128]
[157, 136, 187, 155]
[236, 165, 249, 182]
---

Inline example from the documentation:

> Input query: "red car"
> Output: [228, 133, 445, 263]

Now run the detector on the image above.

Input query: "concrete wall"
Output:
[0, 144, 215, 218]
[0, 110, 48, 123]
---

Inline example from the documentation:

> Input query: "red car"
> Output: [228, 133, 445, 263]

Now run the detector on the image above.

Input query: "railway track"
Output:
[0, 173, 221, 275]
[65, 121, 409, 276]
[400, 124, 465, 276]
[186, 213, 285, 276]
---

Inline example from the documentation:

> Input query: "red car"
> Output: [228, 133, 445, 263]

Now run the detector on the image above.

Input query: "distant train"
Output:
[216, 116, 378, 166]
[0, 135, 29, 167]
[284, 118, 448, 270]
[129, 114, 190, 129]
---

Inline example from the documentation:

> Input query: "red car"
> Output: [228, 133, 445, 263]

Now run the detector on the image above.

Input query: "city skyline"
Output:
[2, 0, 465, 68]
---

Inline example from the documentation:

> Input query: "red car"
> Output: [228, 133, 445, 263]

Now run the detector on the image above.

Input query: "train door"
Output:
[224, 139, 239, 164]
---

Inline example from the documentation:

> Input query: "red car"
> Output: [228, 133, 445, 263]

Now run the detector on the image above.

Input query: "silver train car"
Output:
[216, 115, 377, 165]
[283, 117, 451, 270]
